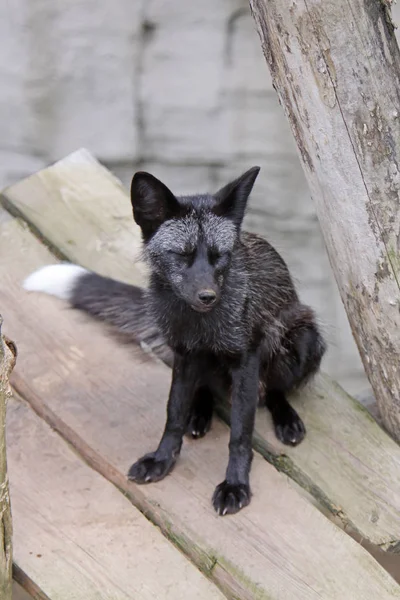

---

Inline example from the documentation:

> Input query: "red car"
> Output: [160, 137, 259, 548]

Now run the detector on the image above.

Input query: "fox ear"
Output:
[131, 172, 182, 240]
[213, 166, 260, 227]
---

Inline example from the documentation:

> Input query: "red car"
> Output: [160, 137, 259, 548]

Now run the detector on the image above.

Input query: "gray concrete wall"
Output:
[3, 0, 397, 393]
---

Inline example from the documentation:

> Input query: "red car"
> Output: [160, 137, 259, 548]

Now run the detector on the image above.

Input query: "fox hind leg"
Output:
[265, 389, 306, 446]
[187, 385, 214, 439]
[265, 314, 326, 446]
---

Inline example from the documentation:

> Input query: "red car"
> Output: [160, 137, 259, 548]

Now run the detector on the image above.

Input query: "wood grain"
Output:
[222, 375, 400, 549]
[249, 0, 400, 440]
[3, 149, 400, 549]
[7, 392, 226, 600]
[1, 148, 147, 286]
[1, 210, 399, 598]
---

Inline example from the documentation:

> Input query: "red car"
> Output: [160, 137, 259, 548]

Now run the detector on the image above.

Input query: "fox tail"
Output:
[23, 264, 173, 366]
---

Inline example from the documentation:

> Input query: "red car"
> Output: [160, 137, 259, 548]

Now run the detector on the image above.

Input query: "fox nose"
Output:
[197, 289, 217, 306]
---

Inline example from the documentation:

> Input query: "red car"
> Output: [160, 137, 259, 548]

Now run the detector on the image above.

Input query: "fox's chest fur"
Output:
[150, 292, 248, 356]
[148, 273, 286, 360]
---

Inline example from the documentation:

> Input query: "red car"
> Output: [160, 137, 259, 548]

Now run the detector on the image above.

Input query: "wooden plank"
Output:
[225, 377, 400, 549]
[2, 150, 400, 550]
[7, 393, 226, 600]
[1, 213, 399, 598]
[0, 148, 147, 287]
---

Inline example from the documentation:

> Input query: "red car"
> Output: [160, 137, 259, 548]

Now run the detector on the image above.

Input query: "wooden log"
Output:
[0, 317, 16, 600]
[248, 0, 400, 440]
[3, 149, 400, 550]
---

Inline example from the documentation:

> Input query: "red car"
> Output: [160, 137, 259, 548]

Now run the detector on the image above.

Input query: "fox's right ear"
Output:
[131, 172, 182, 240]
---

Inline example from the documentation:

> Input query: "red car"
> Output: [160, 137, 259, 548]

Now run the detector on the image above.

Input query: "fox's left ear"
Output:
[213, 166, 260, 227]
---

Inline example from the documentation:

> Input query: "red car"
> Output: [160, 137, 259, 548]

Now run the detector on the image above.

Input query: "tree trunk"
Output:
[250, 0, 400, 440]
[0, 316, 16, 600]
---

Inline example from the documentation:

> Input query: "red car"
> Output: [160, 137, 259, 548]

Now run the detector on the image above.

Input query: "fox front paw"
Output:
[127, 452, 175, 484]
[212, 481, 251, 516]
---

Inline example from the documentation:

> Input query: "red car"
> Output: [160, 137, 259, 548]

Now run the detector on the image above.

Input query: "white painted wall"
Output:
[3, 0, 397, 392]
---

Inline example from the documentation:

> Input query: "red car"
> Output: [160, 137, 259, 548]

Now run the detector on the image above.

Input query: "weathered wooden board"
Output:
[0, 148, 147, 286]
[3, 149, 400, 550]
[1, 211, 400, 598]
[240, 377, 400, 548]
[7, 392, 225, 600]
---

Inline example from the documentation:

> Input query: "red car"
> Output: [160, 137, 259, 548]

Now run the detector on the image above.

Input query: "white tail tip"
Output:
[23, 263, 88, 301]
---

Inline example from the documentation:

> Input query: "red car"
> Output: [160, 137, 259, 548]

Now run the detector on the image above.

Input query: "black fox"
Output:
[24, 166, 326, 515]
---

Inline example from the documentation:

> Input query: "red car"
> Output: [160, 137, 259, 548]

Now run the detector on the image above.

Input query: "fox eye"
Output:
[168, 249, 195, 258]
[208, 249, 228, 264]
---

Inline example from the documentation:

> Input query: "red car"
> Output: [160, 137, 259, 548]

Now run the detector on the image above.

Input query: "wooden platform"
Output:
[1, 150, 400, 599]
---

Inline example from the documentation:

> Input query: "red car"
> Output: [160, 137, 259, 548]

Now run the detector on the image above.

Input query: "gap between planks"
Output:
[13, 564, 59, 600]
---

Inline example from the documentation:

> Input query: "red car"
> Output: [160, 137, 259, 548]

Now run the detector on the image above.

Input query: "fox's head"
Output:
[130, 167, 260, 313]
